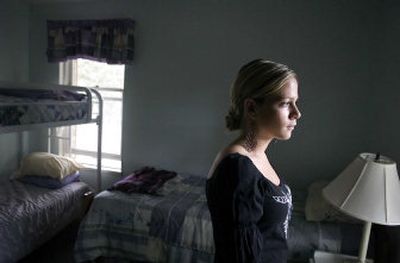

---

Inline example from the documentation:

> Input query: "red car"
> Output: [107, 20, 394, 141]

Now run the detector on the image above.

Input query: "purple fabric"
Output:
[17, 171, 80, 189]
[109, 167, 177, 195]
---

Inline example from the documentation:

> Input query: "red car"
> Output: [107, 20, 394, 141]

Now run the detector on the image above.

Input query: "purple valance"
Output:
[47, 19, 135, 65]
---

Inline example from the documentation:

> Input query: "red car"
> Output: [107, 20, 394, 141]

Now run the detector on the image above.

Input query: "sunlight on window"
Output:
[72, 58, 124, 171]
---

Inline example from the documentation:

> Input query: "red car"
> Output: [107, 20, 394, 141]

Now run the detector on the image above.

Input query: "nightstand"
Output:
[312, 251, 374, 263]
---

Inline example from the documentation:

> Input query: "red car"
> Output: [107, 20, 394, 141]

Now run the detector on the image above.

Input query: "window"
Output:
[54, 59, 124, 172]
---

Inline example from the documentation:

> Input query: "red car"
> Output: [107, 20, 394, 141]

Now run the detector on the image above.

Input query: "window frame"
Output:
[50, 59, 124, 172]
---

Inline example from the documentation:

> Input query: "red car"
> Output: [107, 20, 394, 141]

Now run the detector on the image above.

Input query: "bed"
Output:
[0, 180, 93, 262]
[74, 173, 367, 263]
[0, 81, 103, 262]
[0, 81, 103, 191]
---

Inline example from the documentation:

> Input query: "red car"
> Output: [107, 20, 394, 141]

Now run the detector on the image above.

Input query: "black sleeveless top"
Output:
[206, 153, 292, 263]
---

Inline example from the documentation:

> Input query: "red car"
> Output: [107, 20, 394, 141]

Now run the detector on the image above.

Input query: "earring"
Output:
[243, 122, 257, 152]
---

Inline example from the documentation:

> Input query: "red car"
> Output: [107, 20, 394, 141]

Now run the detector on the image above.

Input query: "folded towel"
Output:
[109, 167, 177, 195]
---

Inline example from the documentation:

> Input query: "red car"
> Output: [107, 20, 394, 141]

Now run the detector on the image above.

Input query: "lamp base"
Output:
[358, 221, 372, 262]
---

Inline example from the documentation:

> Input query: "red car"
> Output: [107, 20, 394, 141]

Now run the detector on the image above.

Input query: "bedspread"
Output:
[0, 94, 89, 127]
[75, 174, 214, 263]
[0, 181, 91, 263]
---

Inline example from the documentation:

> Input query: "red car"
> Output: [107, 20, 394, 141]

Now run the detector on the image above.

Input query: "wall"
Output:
[373, 1, 400, 164]
[29, 0, 391, 189]
[0, 0, 30, 181]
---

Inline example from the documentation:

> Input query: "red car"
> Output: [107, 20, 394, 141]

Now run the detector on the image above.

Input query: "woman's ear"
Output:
[243, 98, 258, 119]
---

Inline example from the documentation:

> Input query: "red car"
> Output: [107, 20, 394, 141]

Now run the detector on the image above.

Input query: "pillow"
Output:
[15, 152, 82, 180]
[18, 171, 80, 189]
[305, 180, 361, 224]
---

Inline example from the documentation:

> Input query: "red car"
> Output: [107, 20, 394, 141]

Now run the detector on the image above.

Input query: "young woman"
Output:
[206, 59, 301, 263]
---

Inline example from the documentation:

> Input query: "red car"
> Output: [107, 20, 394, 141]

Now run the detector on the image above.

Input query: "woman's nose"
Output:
[290, 105, 301, 119]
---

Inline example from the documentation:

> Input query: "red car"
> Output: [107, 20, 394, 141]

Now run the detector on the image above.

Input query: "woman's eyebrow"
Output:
[278, 96, 298, 100]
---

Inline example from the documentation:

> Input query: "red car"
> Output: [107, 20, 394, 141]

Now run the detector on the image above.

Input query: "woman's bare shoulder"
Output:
[223, 144, 248, 156]
[207, 145, 248, 179]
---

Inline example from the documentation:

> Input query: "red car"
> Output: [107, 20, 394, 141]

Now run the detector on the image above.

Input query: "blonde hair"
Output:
[225, 59, 297, 131]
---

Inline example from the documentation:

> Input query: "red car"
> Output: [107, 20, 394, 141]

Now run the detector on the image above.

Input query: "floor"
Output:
[17, 219, 311, 263]
[18, 220, 80, 263]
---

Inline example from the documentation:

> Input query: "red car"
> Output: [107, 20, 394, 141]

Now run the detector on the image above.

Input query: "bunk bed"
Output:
[0, 81, 103, 263]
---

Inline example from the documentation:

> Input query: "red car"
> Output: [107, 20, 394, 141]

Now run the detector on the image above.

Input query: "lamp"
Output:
[322, 152, 400, 263]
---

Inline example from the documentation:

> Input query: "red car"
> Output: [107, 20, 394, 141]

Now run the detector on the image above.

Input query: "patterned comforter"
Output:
[75, 174, 214, 263]
[0, 181, 91, 263]
[0, 93, 89, 128]
[74, 174, 364, 263]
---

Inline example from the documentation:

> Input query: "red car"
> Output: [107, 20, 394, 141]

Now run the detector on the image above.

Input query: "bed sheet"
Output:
[0, 180, 91, 263]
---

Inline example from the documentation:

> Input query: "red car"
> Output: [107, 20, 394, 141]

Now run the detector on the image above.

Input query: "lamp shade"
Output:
[323, 153, 400, 225]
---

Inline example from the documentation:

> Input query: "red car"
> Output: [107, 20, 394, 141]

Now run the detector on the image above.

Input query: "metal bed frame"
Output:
[0, 81, 103, 191]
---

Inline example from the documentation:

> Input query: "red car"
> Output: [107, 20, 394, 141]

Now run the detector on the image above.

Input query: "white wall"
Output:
[28, 0, 396, 189]
[0, 0, 30, 181]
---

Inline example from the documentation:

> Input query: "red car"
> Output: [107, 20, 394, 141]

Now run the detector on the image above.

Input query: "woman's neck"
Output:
[234, 134, 273, 157]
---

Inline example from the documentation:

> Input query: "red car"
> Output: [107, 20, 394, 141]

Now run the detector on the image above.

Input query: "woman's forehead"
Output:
[278, 78, 298, 99]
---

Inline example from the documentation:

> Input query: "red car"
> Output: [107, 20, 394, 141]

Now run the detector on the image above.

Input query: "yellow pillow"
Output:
[16, 152, 82, 180]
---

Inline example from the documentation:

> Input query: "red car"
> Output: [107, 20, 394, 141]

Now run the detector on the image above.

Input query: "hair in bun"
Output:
[225, 106, 241, 131]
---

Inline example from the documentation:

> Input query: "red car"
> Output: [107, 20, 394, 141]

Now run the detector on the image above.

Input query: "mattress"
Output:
[0, 180, 91, 263]
[0, 89, 90, 127]
[74, 174, 365, 263]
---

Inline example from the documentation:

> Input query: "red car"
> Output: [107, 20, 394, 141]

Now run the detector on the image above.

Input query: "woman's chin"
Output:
[278, 132, 293, 140]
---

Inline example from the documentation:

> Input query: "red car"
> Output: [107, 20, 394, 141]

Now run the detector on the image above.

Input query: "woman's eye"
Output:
[281, 102, 291, 107]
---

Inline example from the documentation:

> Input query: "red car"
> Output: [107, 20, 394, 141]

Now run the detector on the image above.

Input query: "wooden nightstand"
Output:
[312, 251, 374, 263]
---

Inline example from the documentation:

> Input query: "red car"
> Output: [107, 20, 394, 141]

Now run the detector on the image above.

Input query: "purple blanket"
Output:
[109, 167, 177, 195]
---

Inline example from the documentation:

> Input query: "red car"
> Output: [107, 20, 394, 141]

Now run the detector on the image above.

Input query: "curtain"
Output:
[47, 19, 135, 65]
